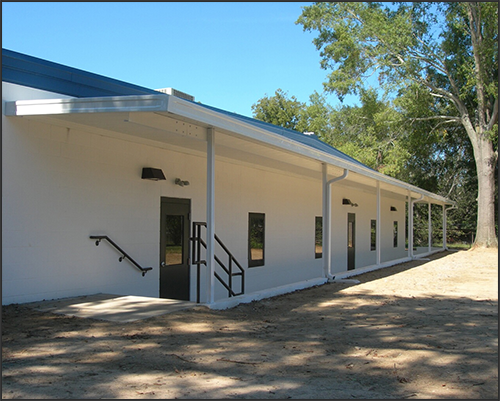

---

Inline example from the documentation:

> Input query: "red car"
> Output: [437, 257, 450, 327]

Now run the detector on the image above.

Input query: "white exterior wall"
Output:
[210, 162, 323, 301]
[2, 81, 418, 306]
[2, 83, 210, 304]
[2, 82, 326, 305]
[380, 196, 408, 263]
[329, 185, 408, 274]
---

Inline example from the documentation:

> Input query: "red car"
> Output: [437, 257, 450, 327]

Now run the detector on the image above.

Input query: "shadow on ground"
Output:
[2, 250, 498, 399]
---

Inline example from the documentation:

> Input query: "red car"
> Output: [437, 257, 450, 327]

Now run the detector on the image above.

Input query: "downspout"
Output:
[323, 166, 349, 280]
[409, 192, 424, 259]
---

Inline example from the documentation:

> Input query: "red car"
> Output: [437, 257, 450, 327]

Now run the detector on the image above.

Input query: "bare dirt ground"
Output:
[2, 249, 498, 399]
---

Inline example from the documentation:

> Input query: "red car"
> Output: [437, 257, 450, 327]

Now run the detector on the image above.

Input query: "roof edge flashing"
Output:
[5, 94, 170, 116]
[165, 97, 454, 204]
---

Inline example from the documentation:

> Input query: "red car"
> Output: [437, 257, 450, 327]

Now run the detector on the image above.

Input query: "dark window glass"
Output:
[315, 216, 323, 258]
[249, 213, 265, 267]
[371, 220, 376, 251]
[393, 221, 398, 247]
[165, 215, 183, 266]
[348, 222, 354, 248]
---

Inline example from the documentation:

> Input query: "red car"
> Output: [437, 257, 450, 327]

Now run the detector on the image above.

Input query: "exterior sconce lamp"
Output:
[141, 167, 166, 181]
[175, 178, 190, 187]
[391, 206, 397, 211]
[342, 198, 358, 207]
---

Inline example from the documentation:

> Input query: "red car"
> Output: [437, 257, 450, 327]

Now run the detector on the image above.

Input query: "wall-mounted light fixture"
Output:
[175, 178, 190, 187]
[141, 167, 166, 181]
[342, 198, 358, 207]
[391, 206, 397, 211]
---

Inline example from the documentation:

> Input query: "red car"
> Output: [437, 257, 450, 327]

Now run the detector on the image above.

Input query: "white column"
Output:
[408, 190, 413, 259]
[206, 128, 216, 304]
[322, 163, 330, 278]
[443, 205, 447, 250]
[376, 181, 381, 265]
[428, 202, 432, 252]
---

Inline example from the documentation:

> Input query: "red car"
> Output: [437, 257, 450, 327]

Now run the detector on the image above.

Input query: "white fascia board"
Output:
[166, 97, 454, 206]
[4, 94, 169, 116]
[4, 93, 453, 205]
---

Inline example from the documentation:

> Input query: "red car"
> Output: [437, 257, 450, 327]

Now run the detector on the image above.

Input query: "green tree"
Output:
[326, 88, 411, 176]
[297, 2, 498, 248]
[251, 89, 308, 132]
[251, 89, 335, 141]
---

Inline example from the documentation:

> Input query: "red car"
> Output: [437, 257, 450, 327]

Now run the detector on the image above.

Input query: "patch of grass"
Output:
[446, 243, 472, 250]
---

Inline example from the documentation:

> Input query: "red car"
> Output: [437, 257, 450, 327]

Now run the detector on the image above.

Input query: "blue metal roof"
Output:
[2, 48, 159, 98]
[2, 47, 370, 170]
[192, 101, 373, 170]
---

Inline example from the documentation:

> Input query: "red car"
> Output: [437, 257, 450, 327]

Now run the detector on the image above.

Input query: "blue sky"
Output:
[2, 2, 356, 117]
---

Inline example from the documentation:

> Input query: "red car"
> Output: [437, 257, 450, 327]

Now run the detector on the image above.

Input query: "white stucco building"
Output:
[2, 49, 455, 308]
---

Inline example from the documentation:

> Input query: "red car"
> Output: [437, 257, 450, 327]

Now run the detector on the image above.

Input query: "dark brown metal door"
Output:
[347, 213, 355, 271]
[160, 197, 190, 300]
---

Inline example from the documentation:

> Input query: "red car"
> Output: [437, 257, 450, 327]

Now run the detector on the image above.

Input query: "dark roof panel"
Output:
[2, 47, 371, 170]
[2, 48, 158, 97]
[191, 101, 374, 170]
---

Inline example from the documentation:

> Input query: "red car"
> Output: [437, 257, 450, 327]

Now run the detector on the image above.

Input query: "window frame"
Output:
[248, 212, 265, 267]
[315, 216, 323, 259]
[370, 219, 377, 251]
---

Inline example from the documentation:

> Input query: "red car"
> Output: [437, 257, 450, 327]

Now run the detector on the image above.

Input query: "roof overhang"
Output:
[4, 93, 455, 206]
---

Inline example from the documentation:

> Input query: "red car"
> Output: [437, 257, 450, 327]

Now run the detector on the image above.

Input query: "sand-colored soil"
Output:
[2, 248, 498, 399]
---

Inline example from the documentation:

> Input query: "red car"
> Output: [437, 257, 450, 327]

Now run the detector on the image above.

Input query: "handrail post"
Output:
[228, 256, 233, 297]
[190, 221, 245, 300]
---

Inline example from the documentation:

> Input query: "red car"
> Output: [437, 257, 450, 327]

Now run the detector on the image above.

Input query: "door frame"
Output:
[347, 212, 355, 271]
[159, 197, 191, 300]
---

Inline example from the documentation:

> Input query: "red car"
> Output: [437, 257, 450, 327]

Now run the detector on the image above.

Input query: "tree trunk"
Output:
[464, 2, 498, 248]
[470, 134, 498, 248]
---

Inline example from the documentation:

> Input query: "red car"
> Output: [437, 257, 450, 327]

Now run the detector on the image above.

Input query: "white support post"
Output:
[443, 204, 447, 250]
[408, 190, 413, 259]
[323, 167, 348, 278]
[428, 202, 432, 253]
[376, 181, 381, 265]
[206, 127, 216, 304]
[322, 164, 330, 278]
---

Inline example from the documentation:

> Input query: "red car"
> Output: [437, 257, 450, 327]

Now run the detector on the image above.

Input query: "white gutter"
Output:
[166, 97, 454, 205]
[5, 94, 454, 206]
[323, 167, 349, 279]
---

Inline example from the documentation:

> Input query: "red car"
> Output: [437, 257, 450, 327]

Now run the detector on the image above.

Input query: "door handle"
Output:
[161, 262, 166, 267]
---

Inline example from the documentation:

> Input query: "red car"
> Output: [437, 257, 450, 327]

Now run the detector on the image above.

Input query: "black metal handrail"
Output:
[191, 222, 245, 302]
[90, 235, 153, 276]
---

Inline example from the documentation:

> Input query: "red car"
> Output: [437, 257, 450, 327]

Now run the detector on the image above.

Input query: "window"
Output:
[248, 213, 265, 267]
[315, 216, 323, 258]
[393, 221, 398, 247]
[165, 215, 184, 266]
[370, 220, 376, 251]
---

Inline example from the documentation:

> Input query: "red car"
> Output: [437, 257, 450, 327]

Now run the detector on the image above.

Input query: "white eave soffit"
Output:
[4, 94, 454, 206]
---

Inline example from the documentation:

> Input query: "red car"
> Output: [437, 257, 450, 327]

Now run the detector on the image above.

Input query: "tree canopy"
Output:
[294, 1, 498, 247]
